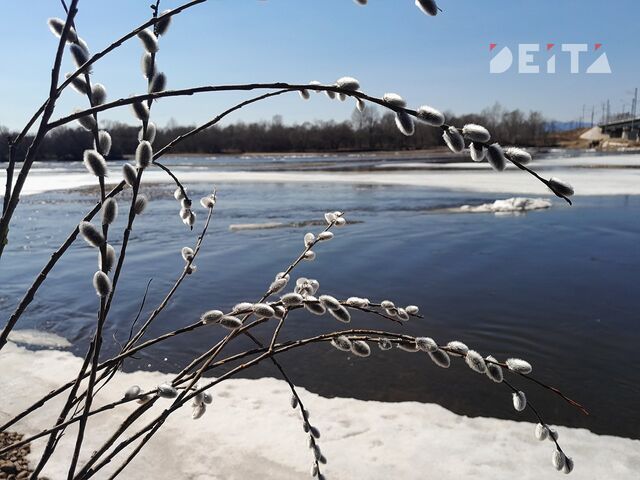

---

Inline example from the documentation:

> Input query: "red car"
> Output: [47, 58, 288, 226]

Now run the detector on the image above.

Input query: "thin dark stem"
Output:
[0, 1, 79, 263]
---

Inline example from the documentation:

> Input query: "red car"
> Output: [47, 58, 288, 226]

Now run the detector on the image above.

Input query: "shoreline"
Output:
[1, 340, 639, 479]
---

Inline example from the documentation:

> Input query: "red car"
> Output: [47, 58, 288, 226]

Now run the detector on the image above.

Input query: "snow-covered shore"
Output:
[0, 340, 638, 480]
[3, 153, 640, 197]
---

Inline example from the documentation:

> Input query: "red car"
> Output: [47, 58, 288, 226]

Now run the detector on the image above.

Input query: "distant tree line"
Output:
[0, 103, 553, 162]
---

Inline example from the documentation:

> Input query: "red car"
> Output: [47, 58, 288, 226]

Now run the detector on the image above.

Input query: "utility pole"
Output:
[631, 87, 638, 133]
[591, 105, 595, 127]
[606, 99, 611, 123]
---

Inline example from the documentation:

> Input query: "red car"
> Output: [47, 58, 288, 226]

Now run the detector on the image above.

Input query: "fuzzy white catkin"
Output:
[383, 93, 406, 108]
[397, 342, 419, 352]
[380, 300, 394, 309]
[299, 89, 310, 100]
[552, 450, 566, 471]
[469, 142, 486, 162]
[304, 232, 315, 247]
[512, 391, 527, 412]
[201, 310, 223, 324]
[339, 93, 347, 101]
[136, 141, 153, 169]
[139, 123, 157, 145]
[535, 423, 549, 441]
[134, 195, 148, 215]
[269, 278, 288, 294]
[548, 177, 575, 196]
[346, 297, 369, 308]
[304, 296, 326, 315]
[192, 403, 206, 420]
[101, 244, 116, 272]
[91, 83, 107, 106]
[506, 358, 533, 374]
[273, 305, 286, 319]
[95, 130, 112, 156]
[504, 147, 532, 165]
[141, 52, 155, 79]
[174, 188, 185, 201]
[157, 383, 178, 398]
[319, 295, 341, 310]
[79, 221, 105, 248]
[405, 305, 419, 315]
[396, 308, 410, 321]
[328, 305, 351, 323]
[93, 271, 112, 297]
[485, 355, 504, 383]
[149, 72, 167, 94]
[351, 340, 371, 357]
[232, 302, 253, 313]
[465, 350, 487, 373]
[83, 150, 108, 177]
[395, 112, 415, 136]
[47, 18, 78, 42]
[324, 212, 337, 224]
[66, 73, 89, 94]
[75, 111, 97, 132]
[446, 340, 468, 355]
[356, 98, 366, 112]
[70, 43, 91, 72]
[415, 0, 439, 16]
[416, 336, 437, 353]
[181, 246, 194, 262]
[203, 392, 213, 404]
[123, 385, 141, 400]
[156, 10, 172, 36]
[335, 76, 360, 91]
[131, 101, 149, 121]
[290, 395, 298, 409]
[253, 303, 276, 318]
[182, 209, 196, 227]
[180, 198, 192, 210]
[101, 198, 118, 225]
[303, 251, 316, 261]
[462, 123, 491, 143]
[138, 28, 159, 53]
[200, 196, 215, 209]
[186, 265, 197, 275]
[331, 335, 352, 352]
[416, 105, 445, 127]
[378, 338, 393, 350]
[317, 231, 333, 241]
[219, 315, 242, 329]
[429, 349, 450, 368]
[122, 163, 137, 187]
[179, 208, 190, 220]
[335, 216, 346, 226]
[325, 90, 336, 100]
[281, 292, 304, 306]
[442, 126, 465, 153]
[486, 143, 507, 171]
[563, 456, 574, 474]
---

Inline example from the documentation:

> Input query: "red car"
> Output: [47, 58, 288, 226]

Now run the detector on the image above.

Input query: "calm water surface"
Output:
[1, 157, 638, 439]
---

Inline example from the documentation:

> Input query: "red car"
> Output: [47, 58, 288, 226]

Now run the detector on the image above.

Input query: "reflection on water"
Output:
[1, 165, 639, 439]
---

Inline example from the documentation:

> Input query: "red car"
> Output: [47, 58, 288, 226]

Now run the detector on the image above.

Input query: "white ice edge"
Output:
[1, 154, 639, 197]
[0, 342, 638, 479]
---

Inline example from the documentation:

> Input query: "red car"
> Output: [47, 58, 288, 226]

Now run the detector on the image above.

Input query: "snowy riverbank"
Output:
[0, 340, 638, 479]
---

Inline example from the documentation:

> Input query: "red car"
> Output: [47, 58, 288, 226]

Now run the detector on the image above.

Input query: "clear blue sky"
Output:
[0, 0, 637, 130]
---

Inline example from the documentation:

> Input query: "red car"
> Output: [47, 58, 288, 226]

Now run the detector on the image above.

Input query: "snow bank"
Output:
[3, 154, 640, 197]
[457, 197, 552, 214]
[0, 341, 638, 479]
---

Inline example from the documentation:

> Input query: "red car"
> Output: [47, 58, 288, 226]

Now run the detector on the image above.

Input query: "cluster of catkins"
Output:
[288, 395, 326, 478]
[48, 17, 117, 297]
[299, 73, 574, 198]
[354, 0, 440, 17]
